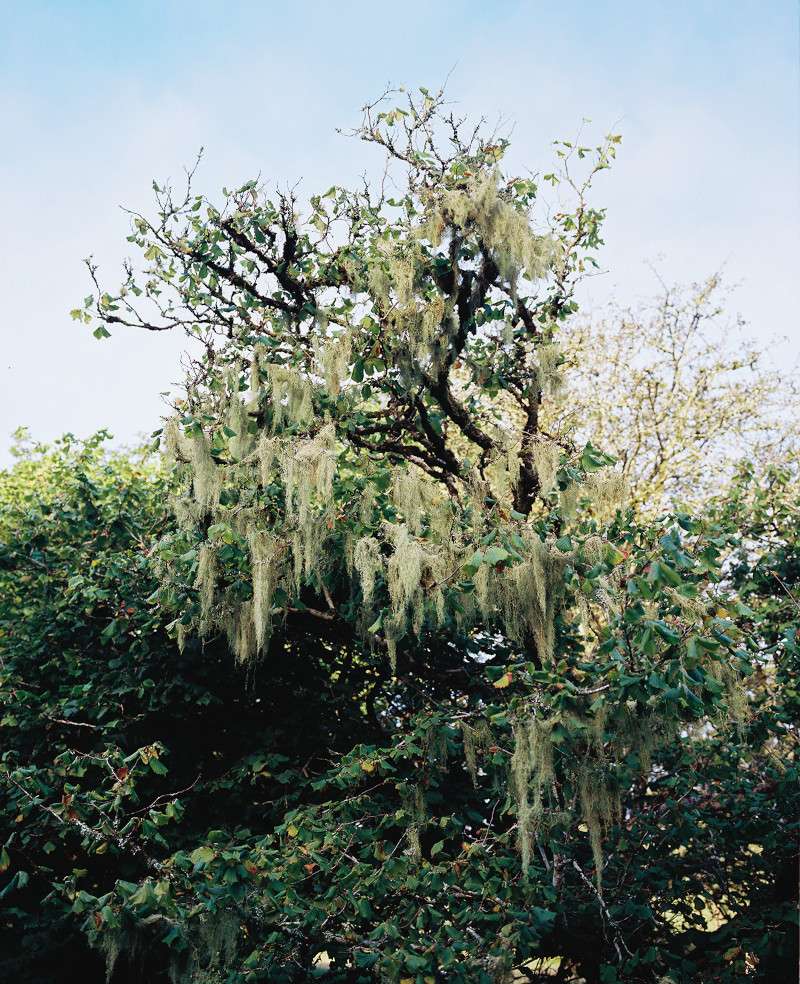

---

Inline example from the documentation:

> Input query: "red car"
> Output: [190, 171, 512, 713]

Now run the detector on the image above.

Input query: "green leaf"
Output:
[484, 545, 510, 566]
[580, 442, 616, 472]
[189, 846, 215, 865]
[652, 620, 680, 645]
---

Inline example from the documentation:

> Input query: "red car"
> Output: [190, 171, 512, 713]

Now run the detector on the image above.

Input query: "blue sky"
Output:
[1, 1, 798, 461]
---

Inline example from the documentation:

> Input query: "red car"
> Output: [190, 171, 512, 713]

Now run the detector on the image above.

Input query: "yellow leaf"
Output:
[360, 760, 376, 773]
[287, 824, 298, 838]
[493, 671, 513, 689]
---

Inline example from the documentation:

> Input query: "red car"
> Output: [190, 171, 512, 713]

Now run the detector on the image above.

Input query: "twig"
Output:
[571, 859, 632, 962]
[44, 715, 98, 731]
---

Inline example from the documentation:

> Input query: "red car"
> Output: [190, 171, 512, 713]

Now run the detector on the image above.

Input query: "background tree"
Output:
[557, 274, 799, 511]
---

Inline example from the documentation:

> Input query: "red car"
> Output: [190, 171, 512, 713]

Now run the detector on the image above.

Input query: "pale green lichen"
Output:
[499, 532, 566, 662]
[249, 529, 281, 652]
[536, 343, 565, 398]
[226, 397, 255, 462]
[385, 523, 445, 637]
[422, 171, 557, 290]
[195, 543, 217, 635]
[267, 364, 314, 431]
[586, 469, 627, 524]
[283, 424, 336, 525]
[188, 431, 221, 515]
[314, 329, 352, 397]
[531, 439, 561, 497]
[353, 536, 383, 606]
[511, 717, 533, 871]
[226, 601, 257, 664]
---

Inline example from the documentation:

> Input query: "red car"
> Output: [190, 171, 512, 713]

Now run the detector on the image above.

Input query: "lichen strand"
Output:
[266, 364, 314, 431]
[391, 465, 443, 536]
[461, 719, 492, 787]
[226, 396, 255, 462]
[423, 171, 557, 291]
[226, 601, 257, 665]
[314, 329, 352, 397]
[353, 536, 383, 607]
[173, 495, 202, 530]
[586, 469, 627, 524]
[385, 523, 446, 638]
[511, 717, 533, 871]
[530, 439, 561, 498]
[195, 543, 217, 635]
[283, 424, 337, 587]
[577, 767, 621, 888]
[188, 431, 221, 515]
[509, 710, 629, 883]
[500, 533, 567, 662]
[256, 432, 282, 487]
[249, 530, 281, 652]
[536, 343, 565, 399]
[366, 237, 453, 365]
[559, 481, 580, 519]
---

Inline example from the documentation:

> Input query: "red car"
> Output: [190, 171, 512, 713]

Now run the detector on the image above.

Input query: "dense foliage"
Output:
[2, 88, 797, 982]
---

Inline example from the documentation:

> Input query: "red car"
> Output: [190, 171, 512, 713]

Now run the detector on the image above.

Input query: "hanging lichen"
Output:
[511, 717, 533, 871]
[291, 514, 331, 591]
[422, 171, 557, 290]
[248, 343, 266, 402]
[195, 543, 217, 635]
[283, 424, 337, 526]
[162, 416, 183, 460]
[586, 469, 627, 524]
[536, 343, 565, 398]
[353, 536, 383, 606]
[226, 397, 255, 462]
[267, 364, 314, 431]
[403, 783, 427, 864]
[559, 481, 580, 519]
[531, 439, 561, 497]
[314, 329, 352, 397]
[256, 432, 282, 487]
[461, 718, 492, 787]
[499, 532, 567, 662]
[188, 431, 221, 515]
[391, 465, 434, 535]
[173, 495, 203, 530]
[249, 530, 281, 652]
[226, 601, 257, 665]
[385, 523, 445, 639]
[577, 766, 621, 888]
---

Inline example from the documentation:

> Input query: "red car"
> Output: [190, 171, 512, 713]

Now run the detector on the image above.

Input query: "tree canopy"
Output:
[3, 87, 797, 983]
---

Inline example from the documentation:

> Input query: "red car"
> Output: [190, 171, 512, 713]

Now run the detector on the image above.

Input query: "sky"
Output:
[1, 1, 798, 464]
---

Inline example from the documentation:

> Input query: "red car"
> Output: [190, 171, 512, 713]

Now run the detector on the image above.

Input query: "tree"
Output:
[556, 273, 799, 512]
[2, 87, 791, 983]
